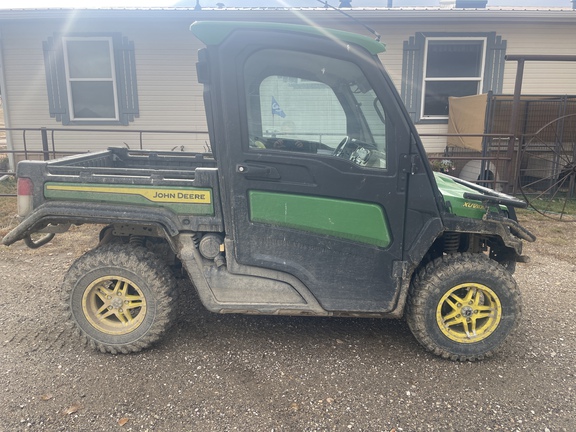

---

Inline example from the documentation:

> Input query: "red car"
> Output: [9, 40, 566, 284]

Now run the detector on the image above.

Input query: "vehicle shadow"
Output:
[164, 279, 418, 359]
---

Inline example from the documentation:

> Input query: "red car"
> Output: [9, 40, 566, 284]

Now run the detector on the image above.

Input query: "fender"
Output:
[2, 201, 184, 246]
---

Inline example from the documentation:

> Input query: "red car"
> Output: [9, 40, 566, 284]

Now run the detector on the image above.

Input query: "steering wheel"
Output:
[333, 136, 351, 157]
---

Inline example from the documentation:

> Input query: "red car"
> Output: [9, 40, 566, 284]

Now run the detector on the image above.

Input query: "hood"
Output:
[434, 172, 489, 219]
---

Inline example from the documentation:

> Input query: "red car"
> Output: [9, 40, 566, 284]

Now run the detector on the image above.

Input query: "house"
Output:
[0, 5, 575, 171]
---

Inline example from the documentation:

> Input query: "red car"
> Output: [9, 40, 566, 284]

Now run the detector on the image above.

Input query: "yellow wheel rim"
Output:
[436, 283, 502, 343]
[82, 276, 147, 336]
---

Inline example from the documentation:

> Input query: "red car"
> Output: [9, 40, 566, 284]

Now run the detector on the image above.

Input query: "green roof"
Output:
[190, 21, 385, 55]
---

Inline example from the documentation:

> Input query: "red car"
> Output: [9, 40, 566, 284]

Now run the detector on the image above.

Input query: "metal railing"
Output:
[423, 132, 516, 192]
[0, 126, 210, 197]
[0, 128, 535, 197]
[3, 126, 210, 159]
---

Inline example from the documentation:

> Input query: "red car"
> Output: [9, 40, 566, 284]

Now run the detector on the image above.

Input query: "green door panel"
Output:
[249, 191, 391, 248]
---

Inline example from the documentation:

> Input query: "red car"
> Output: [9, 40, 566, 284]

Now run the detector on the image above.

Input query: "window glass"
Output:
[258, 77, 346, 147]
[66, 40, 112, 79]
[354, 89, 386, 151]
[63, 38, 118, 121]
[424, 81, 480, 117]
[70, 82, 116, 119]
[423, 39, 485, 118]
[426, 41, 483, 78]
[245, 49, 387, 170]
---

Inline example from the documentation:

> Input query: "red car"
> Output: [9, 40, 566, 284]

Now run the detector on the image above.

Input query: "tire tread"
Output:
[406, 253, 522, 362]
[62, 243, 178, 354]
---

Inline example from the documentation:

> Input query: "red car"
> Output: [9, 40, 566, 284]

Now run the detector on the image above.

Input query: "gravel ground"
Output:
[0, 214, 574, 431]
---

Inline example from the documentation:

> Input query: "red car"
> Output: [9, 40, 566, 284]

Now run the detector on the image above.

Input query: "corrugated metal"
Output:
[0, 7, 574, 12]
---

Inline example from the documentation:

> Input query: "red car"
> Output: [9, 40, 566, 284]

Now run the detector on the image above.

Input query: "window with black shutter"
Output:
[43, 33, 139, 126]
[401, 32, 506, 123]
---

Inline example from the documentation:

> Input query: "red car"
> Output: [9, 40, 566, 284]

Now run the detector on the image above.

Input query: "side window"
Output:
[245, 49, 387, 170]
[258, 76, 346, 149]
[42, 33, 139, 126]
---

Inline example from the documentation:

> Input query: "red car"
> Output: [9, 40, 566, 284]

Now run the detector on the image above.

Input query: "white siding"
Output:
[502, 24, 576, 95]
[1, 12, 575, 156]
[364, 21, 576, 97]
[0, 17, 209, 157]
[414, 123, 453, 154]
[368, 20, 576, 152]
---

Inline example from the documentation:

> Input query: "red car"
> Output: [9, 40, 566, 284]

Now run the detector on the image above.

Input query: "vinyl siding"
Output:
[367, 21, 576, 153]
[1, 13, 574, 156]
[1, 17, 209, 156]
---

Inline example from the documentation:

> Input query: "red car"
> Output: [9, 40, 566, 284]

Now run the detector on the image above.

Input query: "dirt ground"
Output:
[0, 211, 575, 431]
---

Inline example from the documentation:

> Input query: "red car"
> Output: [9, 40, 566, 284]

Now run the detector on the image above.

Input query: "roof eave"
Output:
[0, 7, 574, 23]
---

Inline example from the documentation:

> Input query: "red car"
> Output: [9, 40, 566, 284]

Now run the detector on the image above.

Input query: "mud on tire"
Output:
[406, 253, 522, 361]
[62, 243, 177, 354]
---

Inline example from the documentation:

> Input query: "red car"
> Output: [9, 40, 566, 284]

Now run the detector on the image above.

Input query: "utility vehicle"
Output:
[2, 21, 535, 360]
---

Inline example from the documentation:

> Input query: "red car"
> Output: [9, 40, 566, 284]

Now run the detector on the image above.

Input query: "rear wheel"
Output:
[406, 253, 521, 361]
[62, 244, 177, 354]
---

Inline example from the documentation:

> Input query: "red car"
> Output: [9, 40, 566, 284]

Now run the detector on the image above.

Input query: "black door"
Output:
[209, 31, 416, 312]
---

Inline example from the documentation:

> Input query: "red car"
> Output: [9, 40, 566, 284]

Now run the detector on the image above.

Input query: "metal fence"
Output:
[488, 95, 576, 193]
[424, 133, 514, 192]
[1, 114, 573, 198]
[0, 127, 211, 197]
[424, 95, 576, 194]
[486, 94, 576, 137]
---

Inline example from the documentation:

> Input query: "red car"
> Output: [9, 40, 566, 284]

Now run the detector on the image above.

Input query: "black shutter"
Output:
[42, 36, 70, 124]
[483, 33, 507, 94]
[401, 33, 425, 123]
[114, 35, 140, 126]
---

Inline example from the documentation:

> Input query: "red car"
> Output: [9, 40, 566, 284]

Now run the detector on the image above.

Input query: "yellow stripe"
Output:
[46, 184, 212, 204]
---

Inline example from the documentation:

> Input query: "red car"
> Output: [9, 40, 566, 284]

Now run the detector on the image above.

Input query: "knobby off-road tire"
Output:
[62, 243, 177, 354]
[406, 253, 521, 361]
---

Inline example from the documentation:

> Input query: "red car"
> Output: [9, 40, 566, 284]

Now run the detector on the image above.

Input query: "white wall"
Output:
[1, 12, 575, 156]
[367, 20, 576, 153]
[0, 16, 209, 158]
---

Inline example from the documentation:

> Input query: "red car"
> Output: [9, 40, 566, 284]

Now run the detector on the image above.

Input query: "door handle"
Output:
[236, 164, 280, 180]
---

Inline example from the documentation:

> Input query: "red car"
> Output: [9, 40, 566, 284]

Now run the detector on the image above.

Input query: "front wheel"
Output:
[406, 253, 521, 361]
[62, 244, 177, 354]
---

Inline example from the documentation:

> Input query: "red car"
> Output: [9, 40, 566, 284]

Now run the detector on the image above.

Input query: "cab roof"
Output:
[190, 20, 386, 55]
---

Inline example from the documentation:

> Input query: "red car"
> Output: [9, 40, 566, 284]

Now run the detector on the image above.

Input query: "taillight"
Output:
[17, 177, 34, 217]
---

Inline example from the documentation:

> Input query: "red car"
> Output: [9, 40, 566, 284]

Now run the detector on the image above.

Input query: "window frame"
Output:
[401, 31, 506, 125]
[62, 36, 120, 123]
[420, 36, 487, 120]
